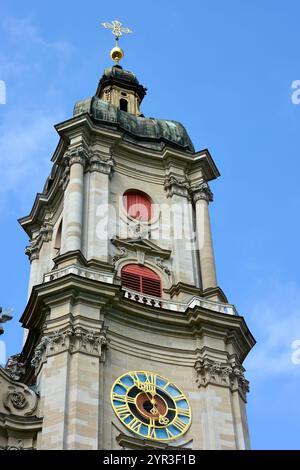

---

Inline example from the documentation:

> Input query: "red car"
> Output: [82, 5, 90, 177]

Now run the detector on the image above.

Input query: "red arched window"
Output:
[121, 264, 161, 298]
[123, 190, 152, 222]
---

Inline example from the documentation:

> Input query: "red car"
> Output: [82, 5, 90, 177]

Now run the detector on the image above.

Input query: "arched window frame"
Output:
[121, 264, 162, 298]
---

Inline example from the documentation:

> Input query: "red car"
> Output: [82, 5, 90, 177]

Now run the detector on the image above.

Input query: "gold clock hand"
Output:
[135, 379, 157, 405]
[150, 405, 159, 415]
[158, 414, 169, 425]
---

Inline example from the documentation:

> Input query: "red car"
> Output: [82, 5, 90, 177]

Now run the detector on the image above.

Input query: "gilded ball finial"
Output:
[110, 45, 124, 64]
[101, 20, 133, 64]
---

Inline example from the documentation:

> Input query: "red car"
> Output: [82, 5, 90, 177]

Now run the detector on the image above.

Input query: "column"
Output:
[61, 147, 86, 253]
[164, 175, 197, 286]
[85, 152, 113, 261]
[191, 182, 217, 290]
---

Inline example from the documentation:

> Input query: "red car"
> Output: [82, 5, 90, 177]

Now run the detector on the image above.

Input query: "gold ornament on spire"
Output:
[101, 20, 133, 64]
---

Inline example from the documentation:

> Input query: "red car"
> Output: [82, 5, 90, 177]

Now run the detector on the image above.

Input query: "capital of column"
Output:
[66, 146, 89, 168]
[25, 221, 54, 262]
[31, 324, 110, 371]
[194, 358, 249, 402]
[164, 175, 190, 199]
[88, 151, 114, 176]
[190, 182, 213, 204]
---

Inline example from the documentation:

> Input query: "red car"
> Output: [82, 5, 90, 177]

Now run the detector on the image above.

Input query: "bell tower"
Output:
[0, 21, 255, 450]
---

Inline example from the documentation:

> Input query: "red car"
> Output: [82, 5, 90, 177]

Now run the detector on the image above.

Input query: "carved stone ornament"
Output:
[59, 157, 70, 190]
[0, 307, 13, 336]
[2, 382, 38, 416]
[112, 247, 128, 265]
[194, 358, 249, 401]
[128, 221, 150, 240]
[88, 151, 114, 176]
[190, 182, 213, 203]
[155, 257, 171, 276]
[31, 325, 109, 369]
[25, 213, 54, 262]
[5, 354, 25, 381]
[164, 175, 190, 199]
[6, 440, 24, 451]
[65, 145, 89, 167]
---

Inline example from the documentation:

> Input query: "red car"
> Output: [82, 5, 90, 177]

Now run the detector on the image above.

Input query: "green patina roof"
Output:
[73, 97, 194, 152]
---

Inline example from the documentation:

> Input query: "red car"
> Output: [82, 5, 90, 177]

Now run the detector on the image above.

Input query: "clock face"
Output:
[111, 370, 192, 441]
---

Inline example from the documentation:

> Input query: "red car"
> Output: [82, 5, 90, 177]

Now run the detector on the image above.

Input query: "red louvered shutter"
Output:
[123, 191, 152, 222]
[121, 264, 161, 298]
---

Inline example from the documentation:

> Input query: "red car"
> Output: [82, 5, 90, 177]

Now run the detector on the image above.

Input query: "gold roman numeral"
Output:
[115, 404, 130, 418]
[165, 427, 174, 438]
[127, 417, 141, 433]
[173, 417, 186, 432]
[126, 396, 136, 404]
[112, 392, 126, 401]
[148, 426, 156, 439]
[177, 407, 190, 417]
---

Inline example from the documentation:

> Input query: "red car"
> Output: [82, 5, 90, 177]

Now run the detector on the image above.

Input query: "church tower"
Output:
[0, 22, 255, 450]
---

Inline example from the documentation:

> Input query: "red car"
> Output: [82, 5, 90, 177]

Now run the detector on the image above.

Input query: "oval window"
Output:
[123, 190, 152, 222]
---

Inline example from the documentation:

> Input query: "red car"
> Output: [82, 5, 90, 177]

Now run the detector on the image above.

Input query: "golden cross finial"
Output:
[101, 20, 133, 38]
[101, 20, 133, 64]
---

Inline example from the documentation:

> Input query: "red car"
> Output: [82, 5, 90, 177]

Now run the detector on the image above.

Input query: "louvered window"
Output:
[121, 264, 161, 298]
[123, 190, 152, 222]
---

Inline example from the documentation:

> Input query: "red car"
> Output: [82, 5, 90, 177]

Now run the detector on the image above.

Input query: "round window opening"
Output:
[123, 190, 153, 222]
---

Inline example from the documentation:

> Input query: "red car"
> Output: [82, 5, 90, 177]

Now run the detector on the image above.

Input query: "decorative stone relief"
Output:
[6, 440, 24, 451]
[0, 307, 12, 336]
[190, 182, 213, 203]
[2, 383, 38, 416]
[155, 257, 171, 276]
[88, 150, 114, 176]
[31, 325, 109, 369]
[25, 216, 54, 262]
[59, 156, 70, 190]
[164, 175, 190, 199]
[128, 221, 150, 240]
[194, 358, 249, 401]
[31, 336, 52, 368]
[5, 354, 25, 381]
[136, 249, 145, 265]
[66, 145, 89, 167]
[112, 247, 128, 265]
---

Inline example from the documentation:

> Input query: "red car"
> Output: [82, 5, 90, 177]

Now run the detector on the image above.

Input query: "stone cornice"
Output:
[188, 150, 220, 182]
[19, 275, 254, 366]
[187, 306, 255, 361]
[0, 412, 43, 430]
[20, 274, 120, 331]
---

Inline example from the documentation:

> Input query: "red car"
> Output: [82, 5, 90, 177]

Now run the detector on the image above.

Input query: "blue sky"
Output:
[1, 0, 300, 450]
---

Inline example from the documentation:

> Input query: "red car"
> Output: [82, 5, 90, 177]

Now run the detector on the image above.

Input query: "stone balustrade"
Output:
[43, 267, 237, 315]
[44, 265, 114, 285]
[123, 288, 238, 315]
